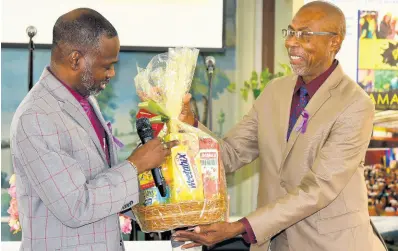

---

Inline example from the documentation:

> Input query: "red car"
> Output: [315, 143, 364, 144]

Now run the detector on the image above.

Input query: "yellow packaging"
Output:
[138, 170, 171, 206]
[164, 133, 204, 203]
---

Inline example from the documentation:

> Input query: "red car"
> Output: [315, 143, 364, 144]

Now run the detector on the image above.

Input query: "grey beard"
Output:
[81, 80, 98, 96]
[291, 63, 310, 76]
[81, 69, 99, 96]
[80, 62, 110, 96]
[83, 79, 110, 97]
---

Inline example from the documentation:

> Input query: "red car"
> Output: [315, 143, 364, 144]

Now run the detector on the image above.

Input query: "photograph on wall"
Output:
[356, 7, 398, 248]
[358, 7, 398, 210]
[358, 9, 398, 112]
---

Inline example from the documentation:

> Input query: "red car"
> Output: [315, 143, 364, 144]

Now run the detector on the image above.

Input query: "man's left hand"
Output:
[173, 221, 245, 250]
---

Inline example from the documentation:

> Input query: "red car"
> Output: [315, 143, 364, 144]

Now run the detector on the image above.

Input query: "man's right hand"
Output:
[127, 138, 179, 174]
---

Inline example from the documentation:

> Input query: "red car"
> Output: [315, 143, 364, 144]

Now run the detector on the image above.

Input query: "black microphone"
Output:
[136, 117, 167, 197]
[26, 26, 37, 91]
[205, 56, 215, 130]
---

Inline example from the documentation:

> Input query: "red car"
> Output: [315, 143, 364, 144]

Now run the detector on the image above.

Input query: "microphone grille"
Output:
[205, 56, 215, 66]
[26, 26, 37, 38]
[136, 117, 151, 131]
[136, 117, 153, 139]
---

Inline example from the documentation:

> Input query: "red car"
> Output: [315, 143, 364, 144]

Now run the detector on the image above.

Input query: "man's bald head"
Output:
[51, 8, 117, 59]
[285, 1, 347, 82]
[298, 1, 346, 41]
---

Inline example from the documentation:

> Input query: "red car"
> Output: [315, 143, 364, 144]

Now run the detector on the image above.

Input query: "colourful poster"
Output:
[358, 9, 398, 104]
[358, 40, 398, 70]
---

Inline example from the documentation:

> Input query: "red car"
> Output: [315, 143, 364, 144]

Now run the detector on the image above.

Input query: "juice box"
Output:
[199, 138, 221, 199]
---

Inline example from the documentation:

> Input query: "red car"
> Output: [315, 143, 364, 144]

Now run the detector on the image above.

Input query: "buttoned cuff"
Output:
[239, 217, 257, 244]
[193, 118, 199, 128]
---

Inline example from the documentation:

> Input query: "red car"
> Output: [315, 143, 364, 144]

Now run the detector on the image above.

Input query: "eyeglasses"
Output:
[282, 29, 337, 41]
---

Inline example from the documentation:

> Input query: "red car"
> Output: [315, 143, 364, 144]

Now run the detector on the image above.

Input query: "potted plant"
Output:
[227, 63, 292, 101]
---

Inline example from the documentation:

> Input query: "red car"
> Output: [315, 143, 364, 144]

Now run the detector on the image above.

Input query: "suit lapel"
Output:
[88, 96, 117, 166]
[280, 65, 345, 169]
[278, 76, 298, 154]
[39, 68, 108, 164]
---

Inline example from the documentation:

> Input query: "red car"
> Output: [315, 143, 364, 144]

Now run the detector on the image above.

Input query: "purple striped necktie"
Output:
[287, 86, 309, 140]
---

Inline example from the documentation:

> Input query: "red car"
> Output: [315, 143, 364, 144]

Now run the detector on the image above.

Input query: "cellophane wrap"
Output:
[132, 48, 228, 233]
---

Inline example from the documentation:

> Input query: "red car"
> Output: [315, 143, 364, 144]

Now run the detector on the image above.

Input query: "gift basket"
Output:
[131, 48, 228, 233]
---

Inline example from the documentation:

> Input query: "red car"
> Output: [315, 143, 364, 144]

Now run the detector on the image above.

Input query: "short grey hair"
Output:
[52, 8, 117, 57]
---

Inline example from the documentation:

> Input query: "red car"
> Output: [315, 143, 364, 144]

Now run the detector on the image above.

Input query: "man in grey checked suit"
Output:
[10, 8, 177, 251]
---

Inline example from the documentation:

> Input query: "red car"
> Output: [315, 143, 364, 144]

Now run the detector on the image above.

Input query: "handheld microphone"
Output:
[205, 56, 216, 75]
[136, 117, 167, 197]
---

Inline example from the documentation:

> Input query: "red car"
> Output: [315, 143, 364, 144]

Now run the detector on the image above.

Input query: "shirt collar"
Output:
[293, 59, 339, 98]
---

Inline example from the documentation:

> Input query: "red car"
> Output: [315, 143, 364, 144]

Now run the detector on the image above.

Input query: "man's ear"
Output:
[68, 51, 83, 71]
[330, 35, 342, 55]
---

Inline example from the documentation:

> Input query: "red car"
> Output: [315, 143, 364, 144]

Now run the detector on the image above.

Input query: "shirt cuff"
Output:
[193, 118, 199, 128]
[239, 217, 257, 244]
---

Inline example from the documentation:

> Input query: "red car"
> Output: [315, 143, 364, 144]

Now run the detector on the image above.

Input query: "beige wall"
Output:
[293, 0, 305, 13]
[228, 0, 262, 216]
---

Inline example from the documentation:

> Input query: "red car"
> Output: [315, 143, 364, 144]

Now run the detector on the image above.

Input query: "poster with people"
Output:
[357, 6, 398, 249]
[358, 9, 398, 110]
[358, 8, 398, 218]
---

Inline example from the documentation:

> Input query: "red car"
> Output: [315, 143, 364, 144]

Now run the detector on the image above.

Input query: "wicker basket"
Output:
[132, 194, 227, 232]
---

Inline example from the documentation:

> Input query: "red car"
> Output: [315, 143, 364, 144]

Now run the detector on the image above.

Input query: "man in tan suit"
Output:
[174, 1, 387, 251]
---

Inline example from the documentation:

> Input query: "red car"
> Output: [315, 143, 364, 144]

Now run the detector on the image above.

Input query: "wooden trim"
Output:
[371, 137, 398, 142]
[262, 0, 275, 72]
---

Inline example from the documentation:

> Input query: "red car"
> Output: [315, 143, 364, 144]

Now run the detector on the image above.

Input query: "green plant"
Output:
[227, 63, 292, 101]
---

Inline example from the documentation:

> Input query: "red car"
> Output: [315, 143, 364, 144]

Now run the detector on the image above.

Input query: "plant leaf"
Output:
[226, 82, 236, 92]
[279, 63, 292, 75]
[250, 71, 258, 89]
[240, 88, 249, 101]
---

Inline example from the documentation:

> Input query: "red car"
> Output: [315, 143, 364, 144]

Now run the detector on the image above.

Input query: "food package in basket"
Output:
[131, 47, 228, 233]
